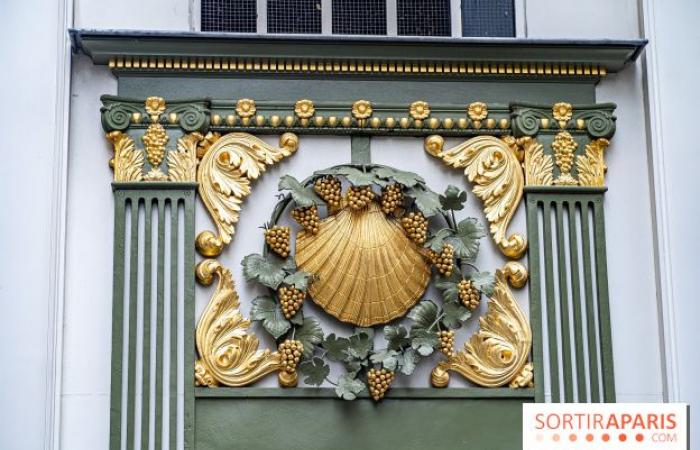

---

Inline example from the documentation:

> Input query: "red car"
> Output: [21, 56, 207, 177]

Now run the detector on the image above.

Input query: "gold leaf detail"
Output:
[351, 100, 373, 119]
[523, 137, 554, 186]
[552, 131, 578, 186]
[236, 98, 256, 118]
[195, 259, 293, 387]
[576, 138, 609, 187]
[467, 102, 488, 121]
[142, 122, 169, 167]
[431, 262, 532, 388]
[143, 167, 168, 182]
[295, 202, 431, 326]
[409, 101, 430, 120]
[167, 132, 202, 182]
[196, 132, 299, 257]
[107, 131, 144, 182]
[294, 99, 315, 119]
[552, 102, 572, 128]
[424, 135, 527, 259]
[144, 96, 166, 119]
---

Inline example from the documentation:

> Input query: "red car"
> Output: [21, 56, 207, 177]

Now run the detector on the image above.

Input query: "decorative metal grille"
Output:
[397, 0, 451, 37]
[332, 0, 387, 35]
[268, 0, 322, 34]
[201, 0, 257, 33]
[461, 0, 515, 37]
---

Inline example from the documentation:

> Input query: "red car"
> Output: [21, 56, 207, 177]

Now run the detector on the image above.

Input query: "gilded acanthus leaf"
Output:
[576, 138, 609, 187]
[196, 132, 299, 257]
[107, 131, 144, 182]
[431, 262, 532, 388]
[523, 137, 553, 186]
[424, 135, 527, 259]
[195, 259, 289, 387]
[167, 132, 202, 182]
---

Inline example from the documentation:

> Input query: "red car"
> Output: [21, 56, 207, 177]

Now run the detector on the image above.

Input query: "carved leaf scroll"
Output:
[196, 132, 299, 257]
[167, 132, 201, 182]
[425, 135, 527, 259]
[523, 137, 554, 186]
[576, 138, 610, 187]
[107, 131, 144, 182]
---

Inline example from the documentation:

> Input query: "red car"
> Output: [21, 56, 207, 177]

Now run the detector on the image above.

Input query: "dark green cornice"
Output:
[70, 29, 646, 82]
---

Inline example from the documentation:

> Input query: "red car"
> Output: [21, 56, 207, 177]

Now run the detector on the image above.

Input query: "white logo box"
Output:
[523, 403, 688, 450]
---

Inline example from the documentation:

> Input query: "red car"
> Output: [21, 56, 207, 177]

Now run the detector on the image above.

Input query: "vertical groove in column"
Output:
[155, 199, 165, 450]
[526, 198, 545, 402]
[593, 200, 616, 402]
[169, 201, 179, 450]
[568, 202, 586, 402]
[110, 195, 127, 450]
[141, 201, 153, 450]
[580, 201, 601, 402]
[541, 201, 560, 403]
[126, 197, 140, 449]
[555, 201, 573, 401]
[183, 194, 196, 450]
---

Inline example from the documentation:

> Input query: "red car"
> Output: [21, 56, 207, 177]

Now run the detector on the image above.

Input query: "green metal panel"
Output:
[109, 183, 196, 450]
[525, 188, 615, 403]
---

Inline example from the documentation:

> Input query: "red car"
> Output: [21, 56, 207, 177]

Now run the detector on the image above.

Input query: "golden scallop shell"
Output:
[295, 202, 431, 326]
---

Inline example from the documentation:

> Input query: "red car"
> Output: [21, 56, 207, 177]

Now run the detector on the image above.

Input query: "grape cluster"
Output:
[278, 340, 303, 374]
[430, 244, 455, 277]
[400, 212, 428, 245]
[438, 330, 455, 356]
[380, 184, 404, 215]
[458, 279, 480, 310]
[278, 286, 305, 319]
[347, 186, 375, 210]
[264, 226, 291, 258]
[314, 176, 342, 209]
[291, 206, 320, 234]
[367, 368, 395, 401]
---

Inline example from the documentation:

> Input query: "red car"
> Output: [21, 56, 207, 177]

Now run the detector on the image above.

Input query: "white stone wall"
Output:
[1, 0, 698, 448]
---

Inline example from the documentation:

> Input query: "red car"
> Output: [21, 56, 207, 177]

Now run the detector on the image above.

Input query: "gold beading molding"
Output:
[431, 262, 533, 388]
[108, 56, 607, 78]
[195, 259, 299, 387]
[196, 132, 299, 257]
[424, 135, 527, 259]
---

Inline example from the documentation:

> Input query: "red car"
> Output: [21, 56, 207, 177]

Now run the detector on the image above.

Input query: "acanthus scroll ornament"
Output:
[431, 261, 533, 388]
[196, 132, 299, 257]
[424, 134, 527, 259]
[195, 259, 300, 388]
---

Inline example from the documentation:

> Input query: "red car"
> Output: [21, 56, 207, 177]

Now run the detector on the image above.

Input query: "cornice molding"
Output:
[70, 29, 646, 81]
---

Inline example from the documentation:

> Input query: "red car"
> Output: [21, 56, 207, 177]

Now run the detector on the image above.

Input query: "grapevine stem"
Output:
[428, 312, 446, 331]
[325, 377, 339, 386]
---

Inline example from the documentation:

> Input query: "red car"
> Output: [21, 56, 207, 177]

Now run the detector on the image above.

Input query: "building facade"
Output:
[0, 0, 697, 449]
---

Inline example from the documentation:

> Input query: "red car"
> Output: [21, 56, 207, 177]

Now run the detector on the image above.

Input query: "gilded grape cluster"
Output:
[264, 225, 291, 258]
[291, 205, 320, 234]
[278, 286, 305, 319]
[347, 185, 375, 210]
[400, 212, 428, 245]
[438, 330, 455, 356]
[314, 176, 343, 209]
[380, 184, 404, 215]
[430, 244, 455, 277]
[367, 368, 395, 401]
[278, 340, 303, 374]
[458, 279, 480, 310]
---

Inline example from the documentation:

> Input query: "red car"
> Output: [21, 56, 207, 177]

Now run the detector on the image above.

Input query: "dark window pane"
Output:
[397, 0, 451, 37]
[332, 0, 387, 35]
[201, 0, 257, 33]
[268, 0, 322, 34]
[461, 0, 514, 37]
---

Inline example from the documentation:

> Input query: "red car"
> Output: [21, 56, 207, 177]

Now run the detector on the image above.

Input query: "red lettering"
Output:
[535, 414, 545, 430]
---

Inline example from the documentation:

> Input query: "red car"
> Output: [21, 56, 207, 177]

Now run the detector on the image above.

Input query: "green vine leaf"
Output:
[384, 325, 411, 351]
[372, 166, 425, 187]
[345, 330, 373, 361]
[250, 296, 291, 339]
[283, 270, 313, 290]
[293, 317, 324, 357]
[335, 373, 365, 400]
[407, 300, 439, 330]
[426, 228, 454, 252]
[289, 310, 305, 326]
[242, 253, 288, 289]
[298, 357, 330, 386]
[278, 175, 322, 207]
[370, 349, 400, 371]
[442, 301, 471, 329]
[410, 329, 439, 356]
[447, 218, 485, 260]
[471, 271, 496, 296]
[439, 185, 467, 211]
[434, 271, 461, 303]
[398, 348, 419, 375]
[322, 334, 351, 361]
[406, 186, 442, 217]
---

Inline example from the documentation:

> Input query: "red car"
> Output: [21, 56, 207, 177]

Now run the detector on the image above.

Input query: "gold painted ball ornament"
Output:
[244, 164, 495, 401]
